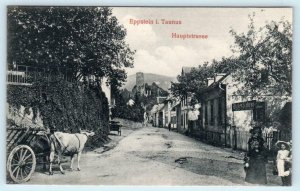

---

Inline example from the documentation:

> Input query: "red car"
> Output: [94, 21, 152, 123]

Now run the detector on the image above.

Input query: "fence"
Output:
[235, 131, 251, 151]
[191, 129, 225, 146]
[193, 127, 291, 154]
[7, 65, 75, 85]
[226, 129, 291, 152]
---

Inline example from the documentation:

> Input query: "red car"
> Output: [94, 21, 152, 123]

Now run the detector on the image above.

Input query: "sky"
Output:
[112, 7, 292, 77]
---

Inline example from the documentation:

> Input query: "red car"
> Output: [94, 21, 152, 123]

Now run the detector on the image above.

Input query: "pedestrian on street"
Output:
[244, 126, 268, 185]
[275, 141, 292, 186]
[168, 123, 171, 131]
[143, 112, 148, 127]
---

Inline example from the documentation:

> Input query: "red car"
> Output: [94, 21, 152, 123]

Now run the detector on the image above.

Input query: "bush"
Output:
[7, 79, 109, 147]
[111, 104, 144, 122]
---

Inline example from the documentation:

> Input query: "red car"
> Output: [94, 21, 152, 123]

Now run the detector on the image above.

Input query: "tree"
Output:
[230, 15, 292, 97]
[170, 57, 238, 101]
[171, 16, 292, 101]
[7, 6, 135, 87]
[7, 7, 135, 144]
[111, 90, 144, 122]
[170, 65, 209, 100]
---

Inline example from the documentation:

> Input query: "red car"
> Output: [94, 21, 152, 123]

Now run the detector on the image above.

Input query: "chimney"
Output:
[207, 78, 214, 86]
[214, 73, 226, 82]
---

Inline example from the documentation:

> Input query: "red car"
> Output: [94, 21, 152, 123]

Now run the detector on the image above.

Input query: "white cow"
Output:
[49, 130, 95, 175]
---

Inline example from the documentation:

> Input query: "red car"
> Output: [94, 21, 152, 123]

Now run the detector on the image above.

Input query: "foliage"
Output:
[7, 7, 135, 146]
[171, 16, 292, 101]
[133, 83, 168, 110]
[7, 79, 109, 147]
[7, 6, 135, 87]
[230, 15, 292, 97]
[112, 82, 170, 122]
[111, 90, 144, 122]
[171, 57, 238, 101]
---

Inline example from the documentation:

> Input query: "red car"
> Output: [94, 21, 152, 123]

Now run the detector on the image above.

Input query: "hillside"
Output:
[122, 73, 177, 91]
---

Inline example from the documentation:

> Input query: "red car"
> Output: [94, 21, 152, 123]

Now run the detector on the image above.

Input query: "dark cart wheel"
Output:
[7, 145, 36, 183]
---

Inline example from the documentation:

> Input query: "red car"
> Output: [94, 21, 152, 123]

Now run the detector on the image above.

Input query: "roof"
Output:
[157, 96, 167, 104]
[202, 73, 230, 93]
[150, 105, 159, 114]
[151, 103, 166, 114]
[163, 94, 176, 103]
[171, 101, 181, 109]
[157, 104, 165, 111]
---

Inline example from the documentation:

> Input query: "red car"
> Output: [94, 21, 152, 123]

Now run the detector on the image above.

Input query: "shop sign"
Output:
[232, 100, 256, 111]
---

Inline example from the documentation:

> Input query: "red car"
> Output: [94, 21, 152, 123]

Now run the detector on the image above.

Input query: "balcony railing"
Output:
[7, 65, 75, 85]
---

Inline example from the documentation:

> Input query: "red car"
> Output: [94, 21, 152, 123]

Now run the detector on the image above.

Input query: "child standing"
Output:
[276, 141, 291, 186]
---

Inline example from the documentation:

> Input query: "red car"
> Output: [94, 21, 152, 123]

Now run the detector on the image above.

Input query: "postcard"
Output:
[5, 6, 292, 186]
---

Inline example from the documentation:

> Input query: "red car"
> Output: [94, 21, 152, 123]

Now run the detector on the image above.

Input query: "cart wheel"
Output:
[7, 145, 36, 183]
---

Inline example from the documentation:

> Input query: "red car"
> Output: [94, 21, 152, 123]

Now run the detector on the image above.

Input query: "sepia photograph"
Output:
[5, 6, 292, 186]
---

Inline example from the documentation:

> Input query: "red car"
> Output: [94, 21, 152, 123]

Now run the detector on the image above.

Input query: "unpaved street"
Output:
[26, 121, 282, 185]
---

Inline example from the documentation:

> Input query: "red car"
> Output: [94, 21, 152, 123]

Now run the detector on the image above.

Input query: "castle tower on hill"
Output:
[136, 72, 144, 88]
[135, 72, 152, 96]
[136, 72, 145, 95]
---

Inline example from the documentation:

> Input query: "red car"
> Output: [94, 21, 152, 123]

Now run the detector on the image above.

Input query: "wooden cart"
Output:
[6, 126, 46, 183]
[109, 121, 122, 136]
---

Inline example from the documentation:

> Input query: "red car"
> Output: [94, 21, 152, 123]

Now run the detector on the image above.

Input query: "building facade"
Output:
[200, 73, 291, 150]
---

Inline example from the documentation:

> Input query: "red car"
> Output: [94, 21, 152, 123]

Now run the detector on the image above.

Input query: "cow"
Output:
[47, 130, 95, 175]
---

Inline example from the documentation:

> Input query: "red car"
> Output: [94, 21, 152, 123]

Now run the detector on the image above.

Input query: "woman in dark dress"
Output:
[244, 126, 268, 184]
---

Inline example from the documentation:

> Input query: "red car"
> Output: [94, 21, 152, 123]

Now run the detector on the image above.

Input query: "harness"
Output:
[74, 134, 81, 152]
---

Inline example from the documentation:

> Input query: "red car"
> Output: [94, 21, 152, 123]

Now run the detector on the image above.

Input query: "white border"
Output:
[1, 1, 299, 191]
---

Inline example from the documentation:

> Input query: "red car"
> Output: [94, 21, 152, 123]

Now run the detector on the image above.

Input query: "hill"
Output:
[122, 73, 177, 91]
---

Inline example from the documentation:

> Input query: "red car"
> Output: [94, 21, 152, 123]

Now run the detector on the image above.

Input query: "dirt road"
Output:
[25, 121, 282, 185]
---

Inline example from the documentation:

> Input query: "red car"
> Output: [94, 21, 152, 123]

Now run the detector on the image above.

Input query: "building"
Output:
[170, 100, 180, 129]
[177, 67, 196, 133]
[200, 74, 227, 145]
[162, 96, 178, 128]
[151, 96, 167, 127]
[153, 104, 165, 127]
[178, 95, 190, 133]
[199, 73, 291, 150]
[151, 96, 179, 129]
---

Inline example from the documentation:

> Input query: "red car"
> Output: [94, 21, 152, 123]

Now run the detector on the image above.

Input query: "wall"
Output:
[224, 75, 291, 131]
[176, 105, 181, 130]
[201, 87, 225, 133]
[198, 73, 291, 149]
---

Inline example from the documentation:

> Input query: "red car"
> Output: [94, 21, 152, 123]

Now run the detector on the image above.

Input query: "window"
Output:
[260, 69, 269, 83]
[183, 113, 186, 128]
[253, 102, 266, 122]
[181, 114, 183, 127]
[210, 100, 214, 125]
[205, 103, 208, 125]
[186, 113, 188, 123]
[218, 97, 223, 125]
[198, 108, 202, 129]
